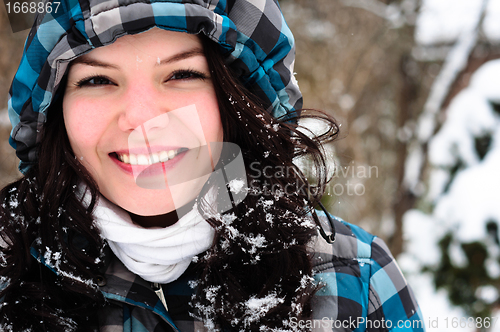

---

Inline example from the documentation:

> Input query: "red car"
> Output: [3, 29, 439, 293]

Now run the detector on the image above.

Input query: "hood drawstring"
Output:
[312, 201, 336, 244]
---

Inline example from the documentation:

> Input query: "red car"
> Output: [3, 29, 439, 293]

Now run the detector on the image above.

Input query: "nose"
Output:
[117, 81, 170, 133]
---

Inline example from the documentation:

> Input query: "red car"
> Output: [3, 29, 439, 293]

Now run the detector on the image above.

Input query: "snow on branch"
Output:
[417, 0, 489, 143]
[404, 0, 489, 192]
[416, 30, 478, 140]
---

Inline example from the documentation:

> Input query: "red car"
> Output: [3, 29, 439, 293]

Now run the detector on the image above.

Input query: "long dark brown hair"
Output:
[0, 35, 338, 331]
[0, 89, 105, 330]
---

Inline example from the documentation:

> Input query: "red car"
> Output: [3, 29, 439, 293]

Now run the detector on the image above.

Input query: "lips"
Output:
[114, 148, 189, 166]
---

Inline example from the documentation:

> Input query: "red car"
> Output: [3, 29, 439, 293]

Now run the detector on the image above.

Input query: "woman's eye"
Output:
[76, 76, 114, 87]
[170, 70, 206, 81]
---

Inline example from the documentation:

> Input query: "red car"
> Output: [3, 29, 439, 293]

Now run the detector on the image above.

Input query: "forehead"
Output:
[76, 28, 203, 62]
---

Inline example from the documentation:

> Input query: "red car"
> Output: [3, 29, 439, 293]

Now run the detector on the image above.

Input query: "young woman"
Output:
[0, 0, 424, 331]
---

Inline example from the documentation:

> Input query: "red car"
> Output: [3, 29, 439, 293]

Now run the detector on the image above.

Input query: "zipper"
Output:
[102, 290, 179, 332]
[152, 282, 169, 311]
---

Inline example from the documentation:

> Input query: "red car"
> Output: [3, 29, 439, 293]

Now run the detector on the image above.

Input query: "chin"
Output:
[101, 178, 204, 217]
[125, 200, 177, 216]
[103, 191, 175, 216]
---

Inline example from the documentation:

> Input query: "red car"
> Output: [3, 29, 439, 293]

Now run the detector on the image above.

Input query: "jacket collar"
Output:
[30, 244, 181, 331]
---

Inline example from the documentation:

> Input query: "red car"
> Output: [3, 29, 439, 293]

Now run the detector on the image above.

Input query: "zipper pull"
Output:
[152, 282, 168, 311]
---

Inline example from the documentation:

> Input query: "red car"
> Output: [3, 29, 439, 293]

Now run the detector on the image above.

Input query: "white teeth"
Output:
[167, 150, 176, 160]
[117, 149, 183, 165]
[137, 154, 149, 166]
[159, 151, 169, 162]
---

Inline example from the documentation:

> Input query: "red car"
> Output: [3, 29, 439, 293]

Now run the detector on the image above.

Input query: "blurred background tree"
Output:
[0, 8, 26, 187]
[282, 0, 430, 256]
[2, 0, 500, 326]
[282, 0, 500, 323]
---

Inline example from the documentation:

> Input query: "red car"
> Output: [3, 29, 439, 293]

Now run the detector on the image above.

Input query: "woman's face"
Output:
[64, 28, 223, 217]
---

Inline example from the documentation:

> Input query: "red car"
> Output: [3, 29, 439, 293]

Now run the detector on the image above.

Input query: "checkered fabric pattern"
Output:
[26, 212, 425, 331]
[8, 0, 302, 173]
[310, 211, 425, 332]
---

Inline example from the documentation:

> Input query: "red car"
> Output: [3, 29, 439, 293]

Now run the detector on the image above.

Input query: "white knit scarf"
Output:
[93, 196, 215, 283]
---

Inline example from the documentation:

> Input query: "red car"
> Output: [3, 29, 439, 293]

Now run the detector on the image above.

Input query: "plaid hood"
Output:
[8, 0, 302, 173]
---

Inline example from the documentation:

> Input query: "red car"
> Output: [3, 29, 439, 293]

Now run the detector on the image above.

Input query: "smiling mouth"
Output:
[113, 148, 189, 165]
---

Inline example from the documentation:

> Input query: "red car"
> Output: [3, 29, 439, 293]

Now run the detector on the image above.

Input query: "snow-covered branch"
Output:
[404, 0, 489, 192]
[417, 0, 489, 143]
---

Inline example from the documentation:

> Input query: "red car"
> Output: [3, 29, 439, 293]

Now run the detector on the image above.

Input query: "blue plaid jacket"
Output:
[30, 212, 421, 332]
[308, 212, 424, 332]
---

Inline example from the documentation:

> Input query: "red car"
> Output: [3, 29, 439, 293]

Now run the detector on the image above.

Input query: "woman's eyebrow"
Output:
[70, 48, 205, 68]
[71, 57, 119, 69]
[156, 48, 205, 66]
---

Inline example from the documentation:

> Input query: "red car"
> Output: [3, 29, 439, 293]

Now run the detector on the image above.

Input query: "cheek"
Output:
[197, 93, 223, 142]
[63, 97, 106, 155]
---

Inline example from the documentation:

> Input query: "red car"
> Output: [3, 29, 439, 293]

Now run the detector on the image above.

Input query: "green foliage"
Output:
[489, 101, 500, 116]
[426, 226, 500, 319]
[443, 159, 464, 194]
[475, 133, 492, 161]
